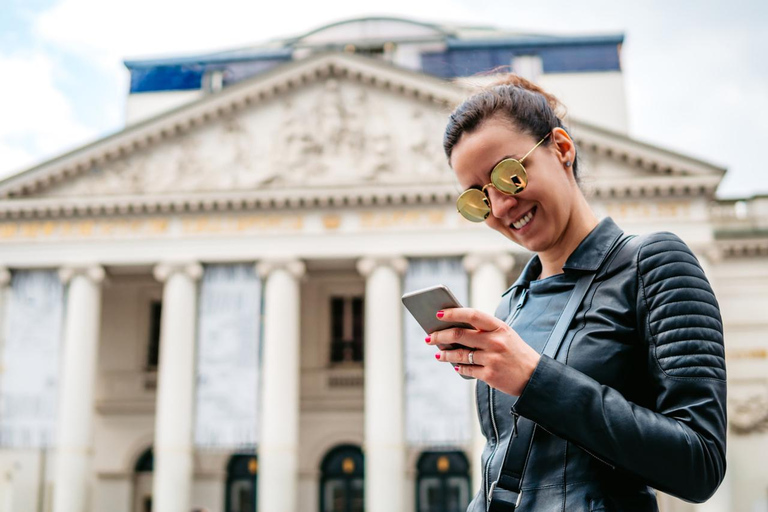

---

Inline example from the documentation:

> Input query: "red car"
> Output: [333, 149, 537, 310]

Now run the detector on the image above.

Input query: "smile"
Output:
[511, 207, 536, 230]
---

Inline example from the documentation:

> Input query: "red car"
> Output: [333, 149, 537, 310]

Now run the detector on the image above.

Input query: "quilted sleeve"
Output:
[637, 233, 726, 379]
[512, 232, 727, 503]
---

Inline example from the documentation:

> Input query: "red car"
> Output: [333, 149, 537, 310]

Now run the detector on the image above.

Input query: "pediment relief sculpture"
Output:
[39, 78, 454, 198]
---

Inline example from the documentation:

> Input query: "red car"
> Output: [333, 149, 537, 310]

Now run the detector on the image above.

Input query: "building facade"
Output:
[0, 16, 766, 512]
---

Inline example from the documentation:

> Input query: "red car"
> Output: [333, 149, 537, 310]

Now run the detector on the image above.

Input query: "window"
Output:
[416, 451, 471, 512]
[511, 55, 543, 82]
[226, 454, 258, 512]
[133, 447, 154, 512]
[203, 69, 225, 93]
[320, 445, 364, 512]
[330, 296, 364, 364]
[147, 300, 162, 370]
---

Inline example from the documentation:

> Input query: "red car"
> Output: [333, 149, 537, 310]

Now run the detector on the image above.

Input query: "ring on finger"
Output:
[468, 350, 475, 365]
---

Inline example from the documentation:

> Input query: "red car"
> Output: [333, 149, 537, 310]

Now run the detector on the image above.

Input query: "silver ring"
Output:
[468, 350, 475, 365]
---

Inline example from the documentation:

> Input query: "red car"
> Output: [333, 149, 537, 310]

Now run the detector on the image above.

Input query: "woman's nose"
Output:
[487, 187, 518, 218]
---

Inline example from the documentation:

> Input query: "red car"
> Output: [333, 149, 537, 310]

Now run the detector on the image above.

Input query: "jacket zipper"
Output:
[484, 288, 529, 502]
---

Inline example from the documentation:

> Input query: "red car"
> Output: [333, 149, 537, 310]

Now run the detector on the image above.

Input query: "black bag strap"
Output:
[487, 234, 634, 511]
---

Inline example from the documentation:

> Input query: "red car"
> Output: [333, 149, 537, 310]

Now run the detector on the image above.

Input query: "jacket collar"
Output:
[503, 217, 624, 294]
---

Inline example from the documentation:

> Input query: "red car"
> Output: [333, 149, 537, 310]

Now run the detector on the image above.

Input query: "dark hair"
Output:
[443, 75, 579, 179]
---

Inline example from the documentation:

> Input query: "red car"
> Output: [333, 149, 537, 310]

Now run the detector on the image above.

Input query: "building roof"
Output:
[123, 16, 624, 92]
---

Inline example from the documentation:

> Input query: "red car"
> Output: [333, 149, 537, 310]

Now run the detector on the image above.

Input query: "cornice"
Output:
[0, 185, 459, 219]
[0, 176, 723, 221]
[716, 239, 768, 258]
[585, 175, 721, 200]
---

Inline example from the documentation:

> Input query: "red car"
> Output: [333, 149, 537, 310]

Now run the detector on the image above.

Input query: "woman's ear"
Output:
[552, 127, 576, 168]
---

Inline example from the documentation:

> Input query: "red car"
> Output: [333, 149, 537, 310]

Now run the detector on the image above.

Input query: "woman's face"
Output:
[450, 117, 578, 255]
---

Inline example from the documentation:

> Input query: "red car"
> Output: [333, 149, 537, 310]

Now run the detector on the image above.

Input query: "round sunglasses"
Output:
[456, 133, 551, 222]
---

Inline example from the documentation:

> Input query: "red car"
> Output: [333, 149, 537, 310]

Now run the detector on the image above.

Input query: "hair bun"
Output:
[487, 74, 566, 120]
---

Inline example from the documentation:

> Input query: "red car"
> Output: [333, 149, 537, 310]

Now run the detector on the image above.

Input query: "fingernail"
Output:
[454, 365, 460, 371]
[425, 335, 431, 344]
[435, 353, 441, 360]
[437, 310, 445, 319]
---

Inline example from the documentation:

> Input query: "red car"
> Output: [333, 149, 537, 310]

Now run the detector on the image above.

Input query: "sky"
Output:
[1, 0, 766, 199]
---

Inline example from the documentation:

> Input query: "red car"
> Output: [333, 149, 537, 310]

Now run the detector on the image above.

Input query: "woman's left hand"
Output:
[427, 307, 541, 396]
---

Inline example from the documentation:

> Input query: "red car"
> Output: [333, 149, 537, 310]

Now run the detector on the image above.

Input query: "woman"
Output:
[426, 76, 727, 511]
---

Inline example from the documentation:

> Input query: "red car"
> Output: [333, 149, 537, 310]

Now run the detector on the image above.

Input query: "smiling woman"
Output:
[447, 77, 596, 279]
[426, 76, 728, 511]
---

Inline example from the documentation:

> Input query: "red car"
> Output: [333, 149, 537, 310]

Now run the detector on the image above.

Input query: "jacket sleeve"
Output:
[511, 232, 727, 503]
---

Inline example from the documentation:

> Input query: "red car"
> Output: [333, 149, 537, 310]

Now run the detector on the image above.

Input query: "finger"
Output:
[454, 363, 479, 379]
[428, 328, 488, 350]
[439, 348, 482, 366]
[437, 307, 505, 332]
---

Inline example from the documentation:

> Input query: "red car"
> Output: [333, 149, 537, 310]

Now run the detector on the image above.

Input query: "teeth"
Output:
[512, 209, 535, 229]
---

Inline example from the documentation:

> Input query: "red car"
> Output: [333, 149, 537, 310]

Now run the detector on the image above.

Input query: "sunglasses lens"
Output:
[457, 189, 491, 222]
[491, 159, 528, 194]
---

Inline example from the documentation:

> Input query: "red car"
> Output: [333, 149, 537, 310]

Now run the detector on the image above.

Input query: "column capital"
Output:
[255, 259, 306, 280]
[356, 256, 408, 277]
[153, 262, 203, 283]
[0, 267, 10, 287]
[462, 253, 515, 274]
[59, 265, 106, 284]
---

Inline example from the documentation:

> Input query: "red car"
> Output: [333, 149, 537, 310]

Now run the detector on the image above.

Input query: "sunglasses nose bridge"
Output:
[486, 185, 519, 216]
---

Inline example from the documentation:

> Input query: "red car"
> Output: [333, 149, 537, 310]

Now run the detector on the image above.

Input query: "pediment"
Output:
[19, 65, 458, 200]
[0, 52, 725, 211]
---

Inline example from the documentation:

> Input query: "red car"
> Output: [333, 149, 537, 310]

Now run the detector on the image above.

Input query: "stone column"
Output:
[357, 257, 409, 512]
[462, 253, 515, 494]
[255, 259, 305, 512]
[52, 265, 106, 512]
[0, 267, 9, 369]
[151, 262, 203, 512]
[0, 268, 10, 512]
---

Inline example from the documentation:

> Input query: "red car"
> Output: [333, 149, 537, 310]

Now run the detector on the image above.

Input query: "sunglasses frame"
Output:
[456, 132, 552, 222]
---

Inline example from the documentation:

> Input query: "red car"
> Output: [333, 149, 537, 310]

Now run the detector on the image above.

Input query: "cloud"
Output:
[33, 0, 478, 64]
[0, 52, 95, 178]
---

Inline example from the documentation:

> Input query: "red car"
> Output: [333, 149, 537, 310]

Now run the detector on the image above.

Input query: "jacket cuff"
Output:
[511, 354, 562, 421]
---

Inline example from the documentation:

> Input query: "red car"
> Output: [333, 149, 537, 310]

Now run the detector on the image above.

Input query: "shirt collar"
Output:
[502, 217, 624, 295]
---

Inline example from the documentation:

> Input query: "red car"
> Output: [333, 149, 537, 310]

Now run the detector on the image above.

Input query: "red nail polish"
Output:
[437, 310, 445, 319]
[435, 353, 441, 360]
[454, 365, 460, 371]
[425, 335, 431, 343]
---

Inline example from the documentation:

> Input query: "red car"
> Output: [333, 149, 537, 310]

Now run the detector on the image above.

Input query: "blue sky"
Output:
[1, 0, 766, 198]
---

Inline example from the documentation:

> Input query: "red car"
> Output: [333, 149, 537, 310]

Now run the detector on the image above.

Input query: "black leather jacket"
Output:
[467, 218, 727, 511]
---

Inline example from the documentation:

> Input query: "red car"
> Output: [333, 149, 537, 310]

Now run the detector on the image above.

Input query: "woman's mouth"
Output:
[511, 206, 536, 230]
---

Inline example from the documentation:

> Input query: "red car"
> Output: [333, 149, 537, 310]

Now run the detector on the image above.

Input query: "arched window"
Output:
[225, 453, 258, 512]
[133, 447, 154, 512]
[320, 445, 364, 512]
[416, 451, 470, 512]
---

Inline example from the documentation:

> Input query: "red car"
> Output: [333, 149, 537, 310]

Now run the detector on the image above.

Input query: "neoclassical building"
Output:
[0, 16, 766, 512]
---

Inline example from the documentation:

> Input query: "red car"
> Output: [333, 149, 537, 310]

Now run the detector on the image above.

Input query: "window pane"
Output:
[445, 476, 470, 512]
[419, 477, 442, 512]
[331, 298, 345, 362]
[352, 298, 364, 361]
[229, 480, 255, 512]
[324, 480, 346, 512]
[350, 479, 364, 512]
[147, 301, 162, 369]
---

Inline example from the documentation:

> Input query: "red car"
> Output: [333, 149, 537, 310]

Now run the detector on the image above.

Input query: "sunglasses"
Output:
[456, 132, 551, 222]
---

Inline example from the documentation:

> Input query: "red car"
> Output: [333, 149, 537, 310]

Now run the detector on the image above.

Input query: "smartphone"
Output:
[401, 285, 476, 380]
[402, 285, 473, 337]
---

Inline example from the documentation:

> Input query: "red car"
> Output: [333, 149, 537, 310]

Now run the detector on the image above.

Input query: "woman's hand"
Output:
[426, 307, 541, 396]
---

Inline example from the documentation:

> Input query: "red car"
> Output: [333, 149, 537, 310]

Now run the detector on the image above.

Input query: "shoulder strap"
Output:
[487, 233, 634, 511]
